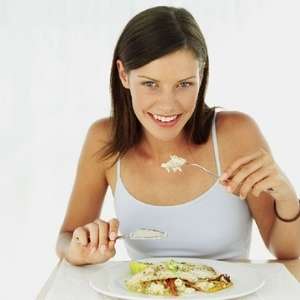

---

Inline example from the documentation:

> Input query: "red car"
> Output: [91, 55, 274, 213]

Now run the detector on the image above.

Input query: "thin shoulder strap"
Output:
[116, 156, 121, 180]
[212, 110, 222, 176]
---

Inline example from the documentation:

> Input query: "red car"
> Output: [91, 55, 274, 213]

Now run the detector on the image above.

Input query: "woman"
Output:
[56, 6, 300, 266]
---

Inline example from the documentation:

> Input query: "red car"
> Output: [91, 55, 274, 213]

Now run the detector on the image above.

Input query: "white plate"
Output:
[89, 257, 265, 300]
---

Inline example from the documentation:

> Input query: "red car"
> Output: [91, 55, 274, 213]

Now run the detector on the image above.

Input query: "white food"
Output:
[129, 228, 167, 240]
[126, 259, 232, 296]
[147, 282, 165, 295]
[160, 155, 187, 173]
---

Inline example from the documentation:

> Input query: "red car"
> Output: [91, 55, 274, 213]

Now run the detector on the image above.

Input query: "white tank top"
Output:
[113, 110, 252, 260]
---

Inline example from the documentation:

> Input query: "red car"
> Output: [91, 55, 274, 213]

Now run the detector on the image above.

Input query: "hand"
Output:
[219, 148, 297, 203]
[66, 218, 119, 265]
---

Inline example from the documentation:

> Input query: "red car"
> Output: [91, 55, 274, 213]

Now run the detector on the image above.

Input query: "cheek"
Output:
[131, 88, 154, 111]
[178, 90, 198, 111]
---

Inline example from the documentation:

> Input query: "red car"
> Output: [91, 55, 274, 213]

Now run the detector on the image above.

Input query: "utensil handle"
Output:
[115, 234, 128, 240]
[188, 163, 220, 179]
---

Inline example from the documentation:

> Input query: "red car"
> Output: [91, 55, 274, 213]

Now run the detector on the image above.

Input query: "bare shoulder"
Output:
[87, 117, 113, 144]
[59, 117, 115, 232]
[216, 110, 271, 155]
[217, 110, 260, 136]
[84, 117, 116, 166]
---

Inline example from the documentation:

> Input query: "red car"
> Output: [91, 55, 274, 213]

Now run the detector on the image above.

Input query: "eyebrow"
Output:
[137, 75, 196, 82]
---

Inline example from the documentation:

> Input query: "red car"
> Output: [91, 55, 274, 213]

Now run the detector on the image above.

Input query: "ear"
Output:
[116, 59, 130, 89]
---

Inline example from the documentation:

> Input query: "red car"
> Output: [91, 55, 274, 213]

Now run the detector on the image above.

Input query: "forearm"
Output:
[56, 231, 73, 260]
[268, 199, 300, 259]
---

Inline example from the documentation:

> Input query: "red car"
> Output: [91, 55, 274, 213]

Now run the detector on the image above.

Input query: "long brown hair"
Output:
[99, 6, 219, 164]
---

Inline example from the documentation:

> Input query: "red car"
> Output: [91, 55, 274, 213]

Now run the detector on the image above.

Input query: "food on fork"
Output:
[125, 259, 233, 296]
[128, 228, 167, 240]
[161, 154, 220, 178]
[161, 155, 187, 173]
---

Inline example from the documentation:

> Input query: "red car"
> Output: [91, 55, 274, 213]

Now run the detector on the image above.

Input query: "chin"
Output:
[148, 129, 183, 142]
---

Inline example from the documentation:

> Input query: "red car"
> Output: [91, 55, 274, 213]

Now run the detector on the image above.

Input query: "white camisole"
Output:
[113, 110, 252, 260]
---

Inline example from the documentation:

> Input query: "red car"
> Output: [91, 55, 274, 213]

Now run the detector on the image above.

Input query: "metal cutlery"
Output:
[115, 228, 167, 240]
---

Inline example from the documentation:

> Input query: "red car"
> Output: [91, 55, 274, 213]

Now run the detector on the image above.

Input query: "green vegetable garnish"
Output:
[165, 259, 179, 272]
[129, 261, 152, 274]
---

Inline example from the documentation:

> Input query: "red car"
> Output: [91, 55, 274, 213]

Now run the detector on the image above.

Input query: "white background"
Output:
[1, 0, 299, 299]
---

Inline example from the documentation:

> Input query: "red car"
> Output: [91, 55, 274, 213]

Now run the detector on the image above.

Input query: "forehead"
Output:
[130, 49, 200, 80]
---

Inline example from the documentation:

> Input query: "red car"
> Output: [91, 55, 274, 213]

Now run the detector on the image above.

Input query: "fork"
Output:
[186, 162, 220, 179]
[161, 155, 220, 179]
[161, 155, 274, 192]
[187, 161, 274, 192]
[115, 228, 168, 241]
[75, 228, 168, 244]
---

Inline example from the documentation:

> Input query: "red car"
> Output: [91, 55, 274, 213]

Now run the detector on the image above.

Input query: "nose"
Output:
[157, 88, 177, 108]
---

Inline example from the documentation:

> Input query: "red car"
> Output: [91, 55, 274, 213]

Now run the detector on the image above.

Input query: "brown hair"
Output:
[99, 6, 220, 164]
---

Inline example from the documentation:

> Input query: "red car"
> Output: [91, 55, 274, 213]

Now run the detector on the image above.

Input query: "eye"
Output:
[142, 81, 158, 88]
[178, 81, 193, 88]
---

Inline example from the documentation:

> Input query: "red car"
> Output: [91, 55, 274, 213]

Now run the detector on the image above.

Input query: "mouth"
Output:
[147, 112, 182, 128]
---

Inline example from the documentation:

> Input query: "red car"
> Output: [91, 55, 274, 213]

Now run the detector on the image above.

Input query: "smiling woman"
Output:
[55, 5, 300, 267]
[101, 6, 219, 161]
[116, 49, 204, 140]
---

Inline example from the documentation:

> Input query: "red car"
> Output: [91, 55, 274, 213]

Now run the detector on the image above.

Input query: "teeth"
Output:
[152, 114, 178, 122]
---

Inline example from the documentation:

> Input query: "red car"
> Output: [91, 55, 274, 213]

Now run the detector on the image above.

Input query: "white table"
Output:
[38, 258, 300, 300]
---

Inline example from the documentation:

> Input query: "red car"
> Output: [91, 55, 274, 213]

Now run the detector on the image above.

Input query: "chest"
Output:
[115, 180, 252, 258]
[121, 158, 217, 205]
[106, 134, 233, 206]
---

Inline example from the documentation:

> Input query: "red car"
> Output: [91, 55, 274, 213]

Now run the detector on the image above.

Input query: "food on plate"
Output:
[125, 259, 233, 296]
[129, 261, 153, 274]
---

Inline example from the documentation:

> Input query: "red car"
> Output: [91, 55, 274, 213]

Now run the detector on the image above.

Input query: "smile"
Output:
[148, 112, 182, 127]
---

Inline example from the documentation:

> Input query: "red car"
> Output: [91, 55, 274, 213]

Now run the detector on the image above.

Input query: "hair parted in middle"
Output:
[98, 6, 220, 164]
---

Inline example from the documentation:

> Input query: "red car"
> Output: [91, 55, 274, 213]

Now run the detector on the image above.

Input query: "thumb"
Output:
[107, 239, 116, 252]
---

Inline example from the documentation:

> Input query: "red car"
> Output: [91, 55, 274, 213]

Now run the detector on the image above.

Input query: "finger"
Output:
[239, 167, 273, 200]
[83, 223, 99, 248]
[252, 177, 276, 197]
[73, 227, 89, 246]
[220, 149, 264, 181]
[108, 218, 120, 241]
[226, 158, 265, 193]
[94, 219, 109, 253]
[108, 239, 116, 252]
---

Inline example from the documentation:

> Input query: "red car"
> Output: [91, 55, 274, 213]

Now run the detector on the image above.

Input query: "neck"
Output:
[137, 132, 192, 164]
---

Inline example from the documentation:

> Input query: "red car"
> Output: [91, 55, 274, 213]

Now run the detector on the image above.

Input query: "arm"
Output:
[219, 111, 300, 259]
[268, 194, 300, 259]
[245, 178, 300, 259]
[56, 118, 117, 263]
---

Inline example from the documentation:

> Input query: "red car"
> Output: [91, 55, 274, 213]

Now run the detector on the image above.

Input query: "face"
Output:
[117, 49, 204, 142]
